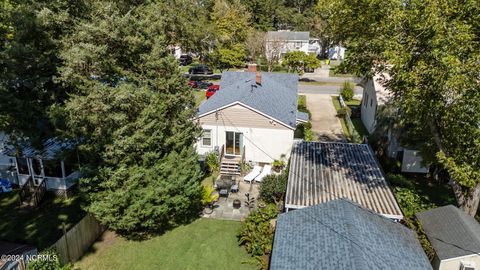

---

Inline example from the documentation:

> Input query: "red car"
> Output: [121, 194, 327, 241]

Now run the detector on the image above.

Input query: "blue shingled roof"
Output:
[271, 199, 432, 270]
[197, 72, 299, 129]
[296, 111, 309, 122]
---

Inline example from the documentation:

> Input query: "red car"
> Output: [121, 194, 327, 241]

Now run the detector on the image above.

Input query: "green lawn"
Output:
[331, 96, 351, 138]
[0, 191, 85, 249]
[75, 219, 255, 270]
[195, 90, 206, 107]
[329, 68, 354, 78]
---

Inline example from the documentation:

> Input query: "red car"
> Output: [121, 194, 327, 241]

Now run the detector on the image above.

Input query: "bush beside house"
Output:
[238, 204, 279, 270]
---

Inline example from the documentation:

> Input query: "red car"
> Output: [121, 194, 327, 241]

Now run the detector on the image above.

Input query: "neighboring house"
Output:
[0, 241, 37, 270]
[359, 74, 391, 135]
[3, 138, 79, 197]
[308, 38, 322, 56]
[417, 205, 480, 270]
[360, 74, 429, 173]
[169, 45, 182, 59]
[271, 199, 433, 270]
[195, 65, 306, 174]
[0, 132, 14, 167]
[328, 45, 346, 60]
[286, 141, 403, 220]
[265, 31, 310, 60]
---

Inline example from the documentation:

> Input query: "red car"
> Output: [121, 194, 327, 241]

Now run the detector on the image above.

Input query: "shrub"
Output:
[336, 106, 351, 117]
[204, 151, 219, 173]
[238, 204, 279, 269]
[259, 172, 288, 204]
[272, 154, 286, 172]
[394, 187, 435, 219]
[294, 122, 314, 141]
[28, 249, 71, 270]
[340, 81, 354, 101]
[201, 185, 219, 206]
[387, 173, 415, 189]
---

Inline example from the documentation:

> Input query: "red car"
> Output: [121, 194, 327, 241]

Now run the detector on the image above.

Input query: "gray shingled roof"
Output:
[267, 31, 309, 41]
[286, 141, 403, 219]
[416, 205, 480, 260]
[2, 138, 76, 160]
[296, 111, 309, 122]
[197, 72, 299, 129]
[271, 199, 432, 270]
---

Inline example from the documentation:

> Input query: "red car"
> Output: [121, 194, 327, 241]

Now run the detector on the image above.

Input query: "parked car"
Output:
[189, 65, 213, 75]
[179, 54, 193, 66]
[196, 81, 213, 89]
[188, 80, 197, 88]
[206, 85, 220, 99]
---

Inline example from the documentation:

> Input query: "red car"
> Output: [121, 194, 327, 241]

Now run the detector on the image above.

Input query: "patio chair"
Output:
[230, 183, 239, 193]
[244, 166, 262, 183]
[254, 165, 272, 183]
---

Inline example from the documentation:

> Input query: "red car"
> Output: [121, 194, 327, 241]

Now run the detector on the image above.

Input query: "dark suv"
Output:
[188, 65, 213, 75]
[179, 54, 192, 66]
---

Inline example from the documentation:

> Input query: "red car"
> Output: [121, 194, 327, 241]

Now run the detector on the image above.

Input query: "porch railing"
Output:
[241, 145, 246, 163]
[19, 176, 47, 208]
[219, 144, 224, 163]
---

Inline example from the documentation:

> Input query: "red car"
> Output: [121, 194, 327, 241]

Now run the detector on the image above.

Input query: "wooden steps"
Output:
[220, 156, 241, 175]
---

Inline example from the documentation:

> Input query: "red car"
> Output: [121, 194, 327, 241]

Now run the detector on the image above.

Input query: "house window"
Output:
[202, 130, 212, 146]
[364, 94, 369, 107]
[32, 159, 42, 176]
[44, 160, 63, 178]
[370, 99, 373, 107]
[16, 157, 29, 175]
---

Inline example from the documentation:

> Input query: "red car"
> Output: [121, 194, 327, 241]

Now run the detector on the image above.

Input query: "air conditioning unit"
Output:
[460, 262, 476, 270]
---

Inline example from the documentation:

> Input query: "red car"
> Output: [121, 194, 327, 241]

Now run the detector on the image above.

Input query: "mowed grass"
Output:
[0, 191, 85, 249]
[75, 219, 255, 270]
[195, 90, 206, 107]
[331, 96, 351, 137]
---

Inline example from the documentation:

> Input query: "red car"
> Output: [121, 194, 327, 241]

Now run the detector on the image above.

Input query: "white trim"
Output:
[197, 101, 295, 130]
[201, 129, 212, 147]
[296, 118, 308, 124]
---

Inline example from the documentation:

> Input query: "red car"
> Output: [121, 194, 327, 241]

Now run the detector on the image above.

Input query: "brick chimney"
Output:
[246, 64, 261, 85]
[247, 63, 257, 72]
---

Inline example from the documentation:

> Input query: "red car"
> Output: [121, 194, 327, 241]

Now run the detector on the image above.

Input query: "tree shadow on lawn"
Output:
[0, 190, 85, 250]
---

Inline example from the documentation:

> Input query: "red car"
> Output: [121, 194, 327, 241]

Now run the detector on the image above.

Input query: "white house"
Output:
[417, 205, 480, 270]
[265, 31, 310, 60]
[195, 65, 307, 174]
[3, 137, 79, 197]
[328, 45, 346, 60]
[360, 74, 391, 134]
[360, 74, 429, 173]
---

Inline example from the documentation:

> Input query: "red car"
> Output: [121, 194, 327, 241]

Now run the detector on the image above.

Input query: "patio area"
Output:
[202, 175, 260, 221]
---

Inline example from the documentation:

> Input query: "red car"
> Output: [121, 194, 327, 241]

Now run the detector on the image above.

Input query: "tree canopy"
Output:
[322, 0, 480, 215]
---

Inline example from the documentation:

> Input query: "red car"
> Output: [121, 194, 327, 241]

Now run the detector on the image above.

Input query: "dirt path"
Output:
[304, 93, 346, 142]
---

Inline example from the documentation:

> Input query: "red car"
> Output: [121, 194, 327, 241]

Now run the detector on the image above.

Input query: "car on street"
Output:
[196, 81, 213, 89]
[205, 84, 220, 99]
[188, 65, 213, 75]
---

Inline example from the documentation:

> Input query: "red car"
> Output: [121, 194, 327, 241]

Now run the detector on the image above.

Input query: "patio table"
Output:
[215, 175, 236, 190]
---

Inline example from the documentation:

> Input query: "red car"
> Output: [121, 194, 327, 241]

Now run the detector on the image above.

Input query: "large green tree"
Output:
[322, 0, 480, 215]
[57, 1, 203, 233]
[0, 0, 89, 142]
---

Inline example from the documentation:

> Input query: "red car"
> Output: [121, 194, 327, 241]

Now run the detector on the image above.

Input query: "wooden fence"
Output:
[51, 214, 105, 265]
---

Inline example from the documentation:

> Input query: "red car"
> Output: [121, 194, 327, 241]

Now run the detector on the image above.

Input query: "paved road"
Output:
[299, 83, 364, 97]
[304, 93, 346, 142]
